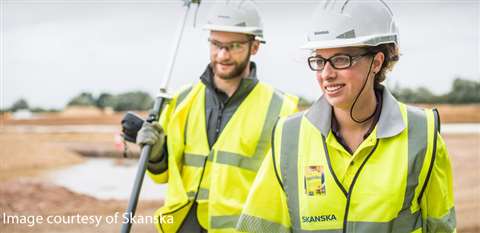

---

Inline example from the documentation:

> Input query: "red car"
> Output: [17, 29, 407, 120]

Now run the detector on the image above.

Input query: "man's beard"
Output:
[212, 52, 251, 80]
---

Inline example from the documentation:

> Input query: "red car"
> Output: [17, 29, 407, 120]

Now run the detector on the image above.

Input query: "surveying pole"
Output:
[120, 1, 200, 232]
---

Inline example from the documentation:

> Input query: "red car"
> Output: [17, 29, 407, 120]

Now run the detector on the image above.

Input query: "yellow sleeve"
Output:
[237, 119, 292, 233]
[147, 84, 192, 183]
[280, 93, 299, 117]
[421, 134, 456, 233]
[145, 100, 173, 183]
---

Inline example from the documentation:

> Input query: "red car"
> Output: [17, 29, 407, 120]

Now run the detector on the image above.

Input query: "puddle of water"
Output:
[42, 123, 479, 200]
[45, 158, 167, 200]
[442, 123, 480, 134]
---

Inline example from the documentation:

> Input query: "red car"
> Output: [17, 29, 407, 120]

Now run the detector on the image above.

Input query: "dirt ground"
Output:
[0, 110, 479, 232]
[443, 134, 480, 232]
[0, 130, 159, 233]
[416, 104, 480, 123]
[0, 179, 162, 233]
[2, 104, 479, 125]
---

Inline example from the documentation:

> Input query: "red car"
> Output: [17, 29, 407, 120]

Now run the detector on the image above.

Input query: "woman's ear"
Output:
[373, 52, 385, 73]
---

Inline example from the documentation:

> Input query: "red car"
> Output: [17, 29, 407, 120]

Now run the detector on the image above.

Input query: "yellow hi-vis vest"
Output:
[148, 81, 298, 232]
[273, 104, 441, 233]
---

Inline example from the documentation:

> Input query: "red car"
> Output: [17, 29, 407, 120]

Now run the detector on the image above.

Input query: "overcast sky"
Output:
[2, 0, 479, 109]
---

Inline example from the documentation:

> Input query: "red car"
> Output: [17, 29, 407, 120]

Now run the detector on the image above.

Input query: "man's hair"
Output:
[366, 43, 399, 83]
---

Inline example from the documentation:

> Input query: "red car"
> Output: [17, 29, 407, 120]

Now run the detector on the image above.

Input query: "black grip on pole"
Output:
[121, 112, 145, 143]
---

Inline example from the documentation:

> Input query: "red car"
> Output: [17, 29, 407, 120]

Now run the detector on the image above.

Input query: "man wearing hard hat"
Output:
[237, 0, 456, 232]
[136, 1, 298, 232]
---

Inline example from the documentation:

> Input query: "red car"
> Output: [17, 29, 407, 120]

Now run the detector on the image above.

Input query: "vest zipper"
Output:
[213, 102, 224, 144]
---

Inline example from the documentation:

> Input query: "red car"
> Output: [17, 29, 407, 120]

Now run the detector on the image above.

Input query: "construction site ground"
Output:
[0, 106, 478, 232]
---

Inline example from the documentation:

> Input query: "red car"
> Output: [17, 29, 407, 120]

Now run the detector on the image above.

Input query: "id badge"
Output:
[304, 165, 326, 196]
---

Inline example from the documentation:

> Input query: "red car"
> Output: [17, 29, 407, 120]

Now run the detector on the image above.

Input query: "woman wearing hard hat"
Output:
[236, 0, 456, 232]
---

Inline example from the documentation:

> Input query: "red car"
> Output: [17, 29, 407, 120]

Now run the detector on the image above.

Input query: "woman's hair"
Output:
[366, 43, 400, 83]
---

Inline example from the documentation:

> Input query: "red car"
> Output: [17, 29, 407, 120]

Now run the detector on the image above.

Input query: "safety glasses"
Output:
[308, 52, 373, 71]
[208, 38, 251, 54]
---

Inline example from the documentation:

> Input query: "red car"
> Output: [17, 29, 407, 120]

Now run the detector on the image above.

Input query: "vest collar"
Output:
[305, 85, 405, 139]
[200, 62, 259, 105]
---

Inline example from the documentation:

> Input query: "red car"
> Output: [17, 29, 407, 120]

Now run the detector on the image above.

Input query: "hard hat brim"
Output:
[301, 34, 397, 50]
[203, 24, 266, 43]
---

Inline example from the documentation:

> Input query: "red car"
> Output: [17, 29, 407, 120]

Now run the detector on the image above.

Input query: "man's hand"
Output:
[136, 122, 165, 162]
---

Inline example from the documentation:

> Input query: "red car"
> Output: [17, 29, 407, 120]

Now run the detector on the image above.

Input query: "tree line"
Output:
[5, 91, 154, 113]
[391, 78, 480, 104]
[3, 77, 479, 113]
[66, 91, 154, 111]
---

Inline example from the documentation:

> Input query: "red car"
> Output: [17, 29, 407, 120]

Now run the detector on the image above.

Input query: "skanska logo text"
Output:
[302, 214, 337, 223]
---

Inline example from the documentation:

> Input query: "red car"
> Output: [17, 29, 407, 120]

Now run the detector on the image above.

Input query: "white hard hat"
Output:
[302, 0, 399, 50]
[203, 0, 265, 43]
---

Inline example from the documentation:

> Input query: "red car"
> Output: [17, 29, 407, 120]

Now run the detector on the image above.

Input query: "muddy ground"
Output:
[0, 129, 160, 233]
[0, 114, 478, 232]
[0, 179, 162, 233]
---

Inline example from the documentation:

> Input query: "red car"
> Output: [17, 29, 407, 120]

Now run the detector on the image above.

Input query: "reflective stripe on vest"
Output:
[178, 84, 290, 230]
[207, 91, 285, 230]
[237, 214, 292, 233]
[280, 106, 435, 233]
[213, 91, 283, 172]
[183, 90, 284, 170]
[175, 85, 194, 109]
